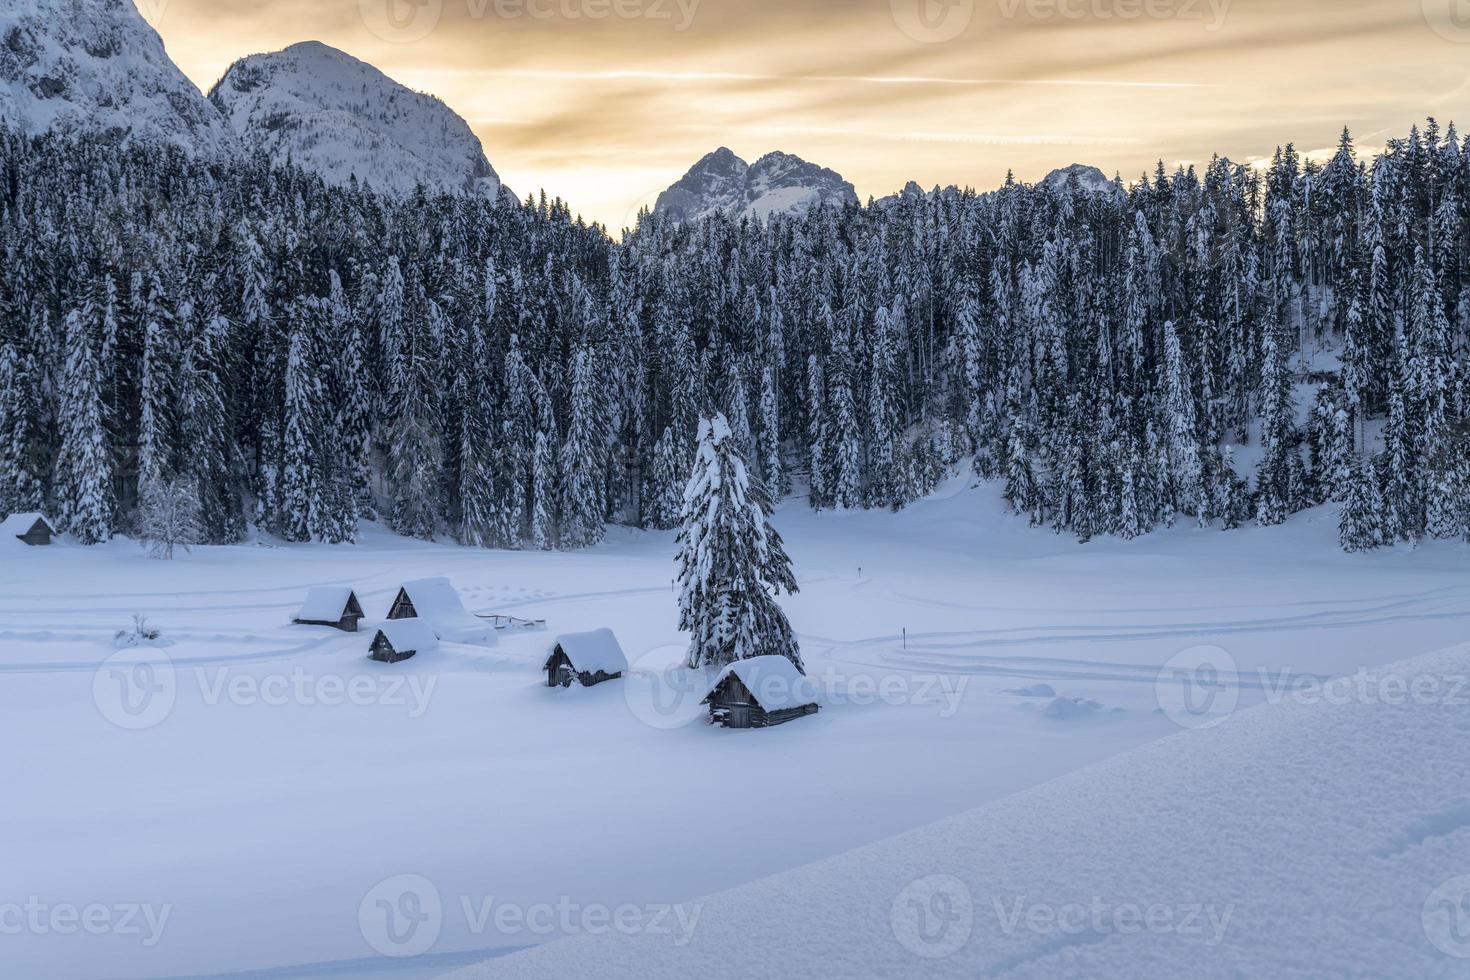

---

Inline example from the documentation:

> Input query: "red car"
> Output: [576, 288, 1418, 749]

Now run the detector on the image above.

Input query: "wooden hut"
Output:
[292, 587, 365, 632]
[369, 619, 439, 664]
[387, 577, 497, 645]
[545, 628, 628, 688]
[703, 656, 819, 729]
[1, 512, 55, 546]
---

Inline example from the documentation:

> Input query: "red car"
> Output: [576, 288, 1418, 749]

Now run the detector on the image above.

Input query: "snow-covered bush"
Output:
[113, 613, 164, 648]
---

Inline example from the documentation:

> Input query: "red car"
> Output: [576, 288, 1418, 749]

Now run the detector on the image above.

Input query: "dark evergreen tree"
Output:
[56, 307, 112, 543]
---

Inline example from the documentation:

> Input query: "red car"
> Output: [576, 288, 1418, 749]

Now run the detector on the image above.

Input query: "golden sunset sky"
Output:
[150, 0, 1470, 229]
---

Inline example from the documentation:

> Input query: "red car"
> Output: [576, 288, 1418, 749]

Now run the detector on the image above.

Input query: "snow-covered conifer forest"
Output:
[6, 104, 1470, 979]
[4, 122, 1467, 554]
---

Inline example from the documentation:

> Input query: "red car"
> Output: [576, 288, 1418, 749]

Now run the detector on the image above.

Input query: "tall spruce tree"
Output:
[279, 316, 317, 543]
[0, 341, 39, 513]
[56, 307, 113, 543]
[676, 414, 802, 671]
[1340, 454, 1385, 552]
[1255, 324, 1302, 525]
[559, 346, 607, 549]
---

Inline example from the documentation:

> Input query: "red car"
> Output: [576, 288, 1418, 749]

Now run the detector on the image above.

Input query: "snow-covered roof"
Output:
[373, 619, 439, 654]
[294, 586, 359, 623]
[398, 578, 497, 645]
[547, 629, 628, 674]
[0, 512, 53, 540]
[704, 656, 816, 712]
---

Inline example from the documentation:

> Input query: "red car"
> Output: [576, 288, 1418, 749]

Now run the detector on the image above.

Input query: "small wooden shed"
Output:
[293, 587, 365, 632]
[369, 619, 439, 664]
[703, 655, 819, 729]
[387, 577, 497, 645]
[1, 512, 55, 546]
[545, 628, 628, 688]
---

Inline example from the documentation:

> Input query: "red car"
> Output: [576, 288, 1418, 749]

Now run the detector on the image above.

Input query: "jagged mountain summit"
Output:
[0, 0, 231, 155]
[209, 41, 507, 201]
[1041, 163, 1117, 195]
[654, 147, 858, 222]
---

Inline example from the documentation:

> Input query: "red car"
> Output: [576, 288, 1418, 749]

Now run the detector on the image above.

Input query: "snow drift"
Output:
[447, 642, 1470, 978]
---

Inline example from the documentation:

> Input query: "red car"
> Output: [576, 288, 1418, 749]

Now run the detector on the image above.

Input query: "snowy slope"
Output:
[654, 147, 857, 222]
[209, 41, 506, 200]
[0, 0, 230, 155]
[447, 639, 1470, 979]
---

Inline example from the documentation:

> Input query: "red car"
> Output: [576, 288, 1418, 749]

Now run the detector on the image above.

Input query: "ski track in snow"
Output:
[4, 563, 1467, 695]
[0, 635, 342, 673]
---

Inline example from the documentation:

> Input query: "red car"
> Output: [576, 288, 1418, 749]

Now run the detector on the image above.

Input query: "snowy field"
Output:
[3, 476, 1469, 978]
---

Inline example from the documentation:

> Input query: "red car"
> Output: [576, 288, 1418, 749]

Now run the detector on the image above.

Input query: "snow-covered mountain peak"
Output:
[0, 0, 231, 155]
[654, 147, 857, 223]
[1041, 163, 1116, 194]
[208, 40, 506, 201]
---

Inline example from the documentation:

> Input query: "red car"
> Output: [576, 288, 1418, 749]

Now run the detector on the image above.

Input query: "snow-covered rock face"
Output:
[1041, 163, 1116, 195]
[0, 0, 230, 155]
[654, 147, 857, 223]
[209, 41, 505, 201]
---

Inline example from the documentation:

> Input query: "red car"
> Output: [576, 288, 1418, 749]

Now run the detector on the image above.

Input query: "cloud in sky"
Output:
[151, 0, 1470, 228]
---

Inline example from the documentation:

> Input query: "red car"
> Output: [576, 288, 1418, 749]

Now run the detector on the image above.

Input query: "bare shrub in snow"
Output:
[114, 613, 163, 648]
[138, 477, 203, 559]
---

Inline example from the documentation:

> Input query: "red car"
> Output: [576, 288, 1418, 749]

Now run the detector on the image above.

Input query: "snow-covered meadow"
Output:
[3, 476, 1468, 978]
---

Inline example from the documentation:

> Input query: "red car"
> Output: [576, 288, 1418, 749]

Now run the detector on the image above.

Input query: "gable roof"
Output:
[396, 577, 497, 644]
[0, 512, 54, 540]
[546, 628, 628, 674]
[294, 586, 361, 623]
[373, 619, 439, 653]
[703, 656, 816, 712]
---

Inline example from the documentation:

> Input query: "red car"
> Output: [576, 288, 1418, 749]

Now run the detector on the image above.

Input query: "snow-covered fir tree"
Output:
[676, 414, 802, 671]
[559, 346, 607, 549]
[0, 341, 39, 513]
[1340, 454, 1385, 552]
[55, 307, 113, 543]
